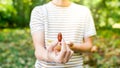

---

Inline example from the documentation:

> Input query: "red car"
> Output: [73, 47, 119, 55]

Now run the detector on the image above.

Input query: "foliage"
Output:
[0, 28, 35, 68]
[0, 0, 120, 28]
[0, 28, 120, 67]
[0, 0, 16, 28]
[73, 0, 120, 29]
[0, 0, 49, 28]
[84, 28, 120, 68]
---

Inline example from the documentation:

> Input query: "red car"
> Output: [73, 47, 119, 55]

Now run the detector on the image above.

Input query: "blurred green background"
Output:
[0, 0, 120, 68]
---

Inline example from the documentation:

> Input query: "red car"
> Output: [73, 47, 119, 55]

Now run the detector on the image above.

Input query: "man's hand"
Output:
[47, 40, 74, 63]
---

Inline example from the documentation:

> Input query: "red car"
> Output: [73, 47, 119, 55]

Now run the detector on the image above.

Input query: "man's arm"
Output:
[71, 37, 93, 52]
[32, 31, 48, 61]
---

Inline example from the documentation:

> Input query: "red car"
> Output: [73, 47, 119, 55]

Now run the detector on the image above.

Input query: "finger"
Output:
[63, 50, 71, 63]
[69, 50, 74, 59]
[65, 43, 72, 54]
[48, 40, 58, 51]
[64, 45, 74, 63]
[66, 44, 71, 50]
[61, 39, 67, 51]
[59, 39, 67, 59]
[57, 42, 61, 46]
[66, 41, 73, 47]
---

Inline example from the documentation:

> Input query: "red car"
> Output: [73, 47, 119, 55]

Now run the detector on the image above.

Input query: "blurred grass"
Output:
[0, 28, 120, 68]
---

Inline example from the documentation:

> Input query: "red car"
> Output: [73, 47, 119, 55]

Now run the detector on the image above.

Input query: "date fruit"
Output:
[57, 32, 62, 42]
[54, 32, 62, 51]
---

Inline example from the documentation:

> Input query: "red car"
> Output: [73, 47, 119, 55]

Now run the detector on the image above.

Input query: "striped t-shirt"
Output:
[30, 1, 96, 68]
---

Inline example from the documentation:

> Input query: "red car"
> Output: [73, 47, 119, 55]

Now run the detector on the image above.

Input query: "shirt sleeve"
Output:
[84, 8, 96, 38]
[29, 6, 45, 34]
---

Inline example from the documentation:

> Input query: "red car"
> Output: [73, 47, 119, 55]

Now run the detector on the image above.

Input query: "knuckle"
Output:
[56, 58, 63, 63]
[58, 60, 62, 63]
[62, 50, 67, 53]
[71, 51, 74, 53]
[56, 59, 66, 64]
[64, 60, 68, 63]
[58, 60, 64, 64]
[64, 59, 69, 63]
[68, 49, 72, 52]
[66, 50, 71, 53]
[61, 61, 64, 64]
[71, 51, 74, 55]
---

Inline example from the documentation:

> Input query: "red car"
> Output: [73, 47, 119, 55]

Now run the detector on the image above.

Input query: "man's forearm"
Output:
[34, 45, 48, 61]
[54, 42, 92, 52]
[71, 43, 92, 52]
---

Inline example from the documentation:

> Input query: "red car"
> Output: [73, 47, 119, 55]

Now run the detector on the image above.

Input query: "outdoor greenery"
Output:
[84, 28, 120, 68]
[0, 0, 120, 68]
[0, 28, 120, 68]
[0, 28, 35, 68]
[0, 0, 120, 28]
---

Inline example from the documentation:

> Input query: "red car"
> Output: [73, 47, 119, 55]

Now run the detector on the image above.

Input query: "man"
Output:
[30, 0, 96, 68]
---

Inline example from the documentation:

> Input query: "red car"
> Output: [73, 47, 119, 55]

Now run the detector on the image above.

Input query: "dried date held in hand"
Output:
[57, 32, 62, 42]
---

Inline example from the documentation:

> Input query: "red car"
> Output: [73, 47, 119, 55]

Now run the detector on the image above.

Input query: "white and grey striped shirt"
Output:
[30, 1, 96, 68]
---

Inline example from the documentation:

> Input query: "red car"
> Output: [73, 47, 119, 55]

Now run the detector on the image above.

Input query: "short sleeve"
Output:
[84, 8, 96, 38]
[29, 6, 45, 34]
